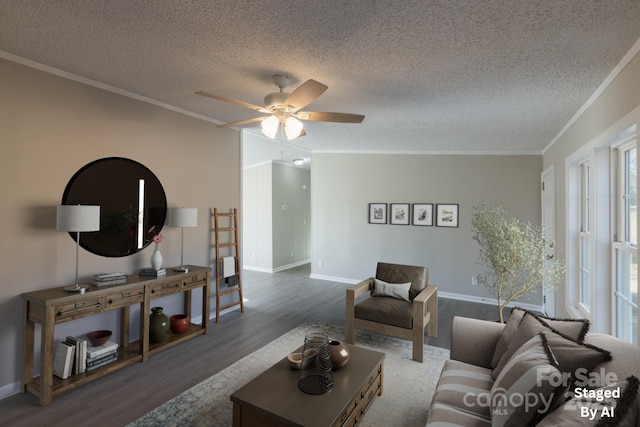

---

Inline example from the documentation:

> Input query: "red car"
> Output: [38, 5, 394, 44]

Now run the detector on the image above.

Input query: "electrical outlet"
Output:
[471, 276, 479, 286]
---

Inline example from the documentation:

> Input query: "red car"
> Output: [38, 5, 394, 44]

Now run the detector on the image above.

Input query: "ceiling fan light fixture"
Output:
[284, 116, 304, 140]
[261, 115, 280, 139]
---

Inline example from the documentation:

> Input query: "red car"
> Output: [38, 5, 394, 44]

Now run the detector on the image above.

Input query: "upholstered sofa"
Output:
[426, 309, 640, 426]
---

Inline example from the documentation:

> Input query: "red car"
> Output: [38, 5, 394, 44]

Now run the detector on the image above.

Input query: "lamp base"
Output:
[64, 284, 89, 293]
[173, 266, 190, 273]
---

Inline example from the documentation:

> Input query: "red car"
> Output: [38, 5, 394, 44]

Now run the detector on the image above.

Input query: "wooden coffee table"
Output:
[231, 343, 385, 427]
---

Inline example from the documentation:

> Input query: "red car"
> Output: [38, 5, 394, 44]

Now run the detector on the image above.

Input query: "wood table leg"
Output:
[39, 305, 56, 405]
[21, 300, 34, 393]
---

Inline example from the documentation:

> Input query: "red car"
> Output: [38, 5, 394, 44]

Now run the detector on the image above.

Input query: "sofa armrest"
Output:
[450, 316, 505, 369]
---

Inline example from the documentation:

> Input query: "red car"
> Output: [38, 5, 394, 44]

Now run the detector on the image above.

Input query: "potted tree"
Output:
[471, 202, 564, 323]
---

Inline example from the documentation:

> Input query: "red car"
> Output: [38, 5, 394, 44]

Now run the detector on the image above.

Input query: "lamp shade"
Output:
[56, 205, 100, 232]
[167, 207, 198, 227]
[284, 116, 304, 140]
[261, 115, 280, 139]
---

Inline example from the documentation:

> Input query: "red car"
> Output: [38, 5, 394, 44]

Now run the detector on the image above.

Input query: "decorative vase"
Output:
[329, 340, 350, 370]
[298, 332, 333, 395]
[170, 314, 190, 333]
[149, 307, 169, 343]
[150, 248, 163, 270]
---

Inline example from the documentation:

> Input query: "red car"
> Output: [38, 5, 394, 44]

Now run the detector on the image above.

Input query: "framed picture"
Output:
[436, 204, 459, 227]
[412, 203, 433, 226]
[369, 203, 387, 224]
[390, 203, 410, 225]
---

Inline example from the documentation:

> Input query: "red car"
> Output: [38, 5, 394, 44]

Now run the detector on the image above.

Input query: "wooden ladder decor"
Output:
[212, 208, 244, 323]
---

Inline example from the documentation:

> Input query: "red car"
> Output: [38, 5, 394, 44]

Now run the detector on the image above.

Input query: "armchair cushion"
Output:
[372, 278, 411, 301]
[376, 262, 428, 300]
[354, 297, 413, 329]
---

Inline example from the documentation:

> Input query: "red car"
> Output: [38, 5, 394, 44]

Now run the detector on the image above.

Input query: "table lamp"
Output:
[167, 207, 198, 272]
[56, 204, 100, 293]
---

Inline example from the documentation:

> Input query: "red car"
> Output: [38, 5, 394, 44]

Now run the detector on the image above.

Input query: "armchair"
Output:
[345, 262, 438, 362]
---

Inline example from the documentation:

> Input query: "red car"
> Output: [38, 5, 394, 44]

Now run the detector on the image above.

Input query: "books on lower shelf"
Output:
[92, 272, 127, 287]
[86, 341, 119, 359]
[53, 342, 75, 379]
[86, 352, 118, 371]
[55, 339, 119, 379]
[65, 336, 87, 374]
[139, 268, 166, 277]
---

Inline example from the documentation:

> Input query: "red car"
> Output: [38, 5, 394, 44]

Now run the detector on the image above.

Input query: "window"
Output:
[579, 160, 591, 313]
[613, 142, 637, 345]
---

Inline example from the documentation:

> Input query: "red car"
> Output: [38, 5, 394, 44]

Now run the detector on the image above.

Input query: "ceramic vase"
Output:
[150, 248, 163, 270]
[149, 307, 169, 343]
[170, 314, 190, 333]
[329, 340, 350, 370]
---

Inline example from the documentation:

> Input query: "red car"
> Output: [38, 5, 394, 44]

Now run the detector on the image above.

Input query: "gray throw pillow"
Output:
[490, 334, 563, 427]
[491, 307, 590, 369]
[372, 278, 411, 301]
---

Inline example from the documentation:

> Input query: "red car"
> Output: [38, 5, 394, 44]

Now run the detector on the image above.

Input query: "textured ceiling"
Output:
[1, 1, 640, 154]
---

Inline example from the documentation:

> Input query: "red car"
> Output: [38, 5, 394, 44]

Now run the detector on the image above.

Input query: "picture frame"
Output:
[390, 203, 410, 225]
[368, 203, 387, 224]
[436, 204, 459, 227]
[412, 203, 433, 226]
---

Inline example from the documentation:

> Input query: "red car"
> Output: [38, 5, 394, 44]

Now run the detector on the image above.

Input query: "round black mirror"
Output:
[62, 157, 167, 257]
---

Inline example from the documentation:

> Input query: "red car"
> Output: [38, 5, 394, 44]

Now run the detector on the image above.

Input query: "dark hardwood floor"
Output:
[1, 264, 498, 427]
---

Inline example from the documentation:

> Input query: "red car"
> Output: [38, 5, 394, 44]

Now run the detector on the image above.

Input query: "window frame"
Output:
[612, 139, 637, 345]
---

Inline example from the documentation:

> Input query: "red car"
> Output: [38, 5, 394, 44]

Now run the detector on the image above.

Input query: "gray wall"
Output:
[243, 163, 273, 269]
[243, 161, 311, 271]
[310, 153, 543, 303]
[0, 57, 241, 398]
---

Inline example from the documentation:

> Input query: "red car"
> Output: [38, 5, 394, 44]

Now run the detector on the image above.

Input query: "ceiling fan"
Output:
[195, 75, 365, 140]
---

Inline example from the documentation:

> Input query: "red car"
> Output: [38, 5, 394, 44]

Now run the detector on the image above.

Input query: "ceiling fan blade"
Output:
[218, 116, 266, 128]
[195, 91, 270, 113]
[284, 79, 328, 112]
[297, 111, 365, 123]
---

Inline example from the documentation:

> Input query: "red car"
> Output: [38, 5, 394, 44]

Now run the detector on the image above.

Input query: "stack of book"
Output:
[53, 341, 75, 380]
[53, 336, 87, 380]
[63, 336, 87, 375]
[92, 272, 127, 287]
[139, 268, 166, 277]
[86, 341, 119, 372]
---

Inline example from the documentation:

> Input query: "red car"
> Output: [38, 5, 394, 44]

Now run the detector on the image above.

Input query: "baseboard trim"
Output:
[244, 260, 311, 274]
[438, 291, 543, 312]
[309, 273, 360, 285]
[309, 274, 543, 312]
[0, 381, 20, 401]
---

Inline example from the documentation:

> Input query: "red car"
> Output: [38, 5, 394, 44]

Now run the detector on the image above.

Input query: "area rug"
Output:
[127, 321, 449, 427]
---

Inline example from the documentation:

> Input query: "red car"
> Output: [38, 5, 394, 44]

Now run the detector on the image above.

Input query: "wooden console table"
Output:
[21, 265, 211, 406]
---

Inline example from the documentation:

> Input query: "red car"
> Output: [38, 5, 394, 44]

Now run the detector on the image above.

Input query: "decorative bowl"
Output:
[170, 314, 190, 333]
[287, 352, 303, 369]
[86, 330, 112, 346]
